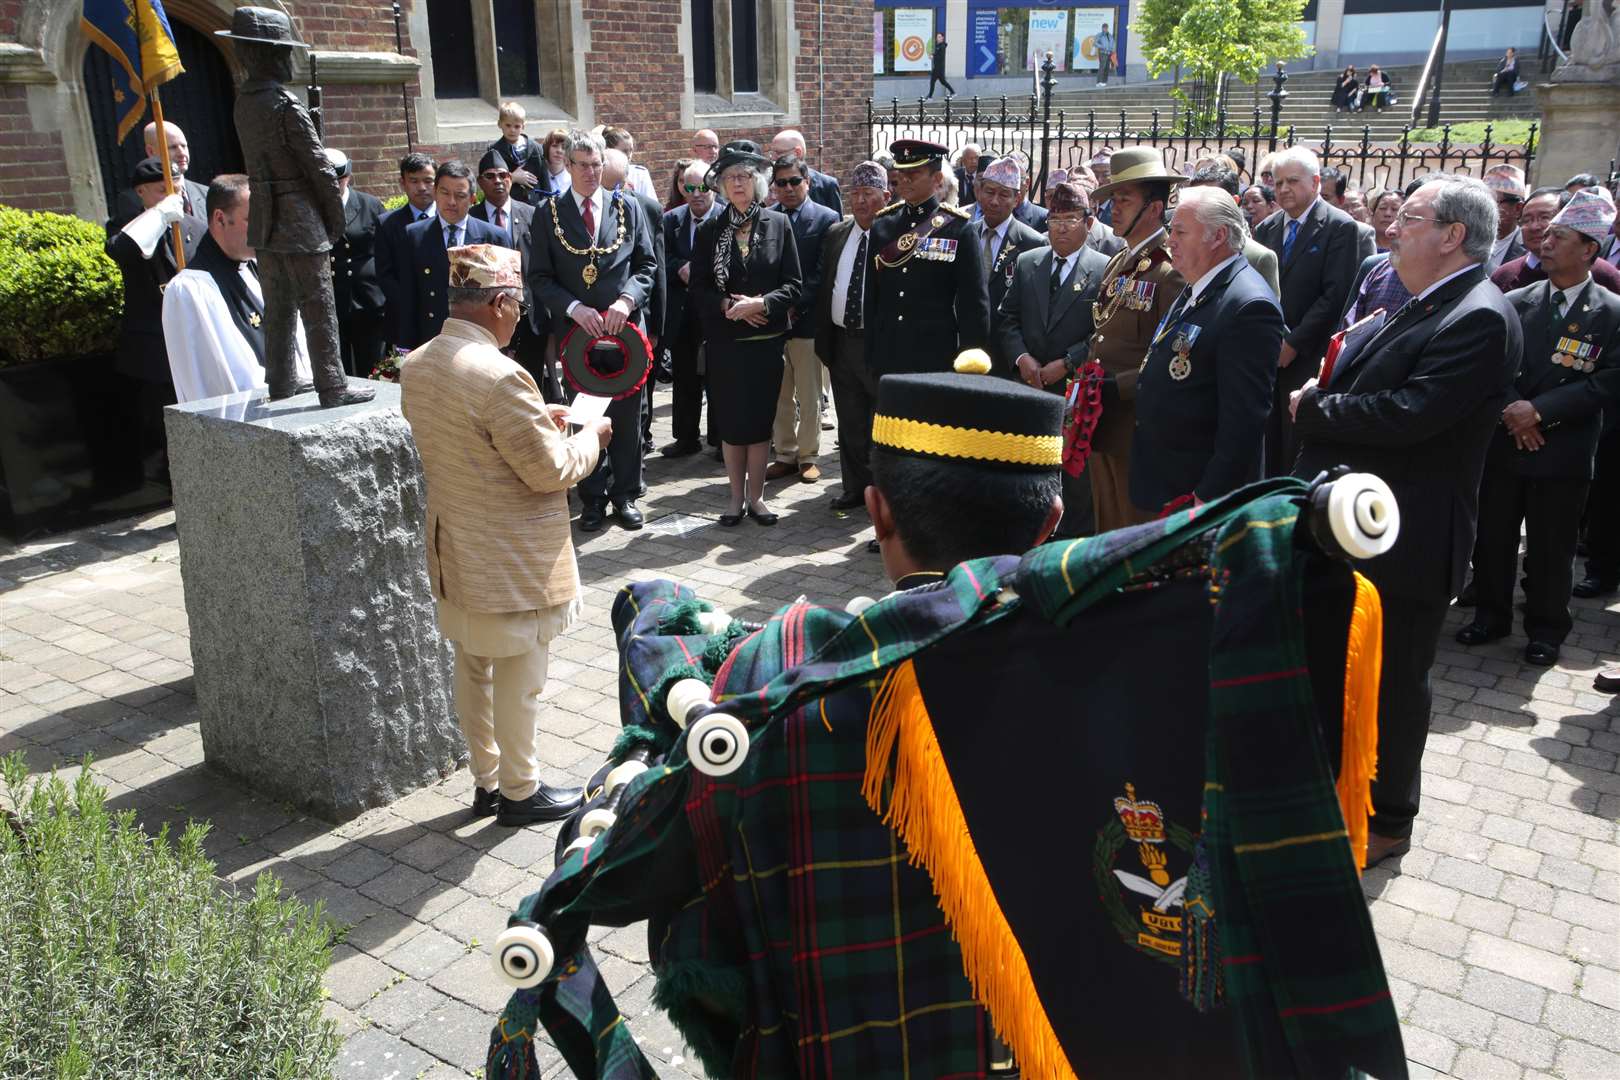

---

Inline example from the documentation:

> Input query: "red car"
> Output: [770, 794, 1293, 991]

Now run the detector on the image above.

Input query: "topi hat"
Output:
[980, 156, 1023, 189]
[849, 160, 889, 192]
[1046, 181, 1090, 216]
[1484, 166, 1526, 200]
[871, 355, 1063, 472]
[1550, 190, 1617, 246]
[448, 244, 523, 290]
[1091, 147, 1188, 202]
[215, 6, 307, 49]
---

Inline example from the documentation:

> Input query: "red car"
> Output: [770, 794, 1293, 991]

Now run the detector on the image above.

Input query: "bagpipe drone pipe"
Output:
[486, 470, 1410, 1080]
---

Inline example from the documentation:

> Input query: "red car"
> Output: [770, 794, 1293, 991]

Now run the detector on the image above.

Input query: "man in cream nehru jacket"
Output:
[401, 244, 612, 827]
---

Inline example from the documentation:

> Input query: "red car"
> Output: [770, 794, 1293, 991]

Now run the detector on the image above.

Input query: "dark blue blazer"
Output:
[663, 201, 724, 337]
[1130, 257, 1285, 510]
[808, 168, 843, 216]
[375, 202, 433, 346]
[781, 199, 840, 338]
[399, 213, 511, 348]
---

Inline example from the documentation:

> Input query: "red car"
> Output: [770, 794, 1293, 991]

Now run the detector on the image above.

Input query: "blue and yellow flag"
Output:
[81, 0, 185, 141]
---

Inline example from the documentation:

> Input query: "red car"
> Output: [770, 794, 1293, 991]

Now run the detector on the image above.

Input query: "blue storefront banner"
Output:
[970, 8, 1000, 76]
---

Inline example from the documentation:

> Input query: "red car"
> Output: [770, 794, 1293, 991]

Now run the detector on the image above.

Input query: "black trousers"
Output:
[1584, 423, 1620, 583]
[1491, 71, 1517, 96]
[670, 319, 705, 445]
[1369, 593, 1451, 840]
[578, 387, 646, 506]
[827, 328, 877, 500]
[512, 322, 561, 404]
[338, 310, 387, 378]
[1473, 466, 1588, 644]
[927, 73, 955, 97]
[1265, 353, 1316, 477]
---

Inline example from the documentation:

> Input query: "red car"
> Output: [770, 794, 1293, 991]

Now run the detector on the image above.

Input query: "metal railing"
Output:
[1409, 23, 1448, 127]
[1540, 0, 1573, 73]
[866, 65, 1538, 197]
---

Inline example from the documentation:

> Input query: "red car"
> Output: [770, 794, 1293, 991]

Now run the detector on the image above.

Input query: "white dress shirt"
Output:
[984, 215, 1014, 267]
[1417, 263, 1483, 301]
[1487, 226, 1520, 272]
[1049, 245, 1085, 288]
[564, 187, 612, 317]
[1550, 275, 1592, 313]
[830, 223, 870, 330]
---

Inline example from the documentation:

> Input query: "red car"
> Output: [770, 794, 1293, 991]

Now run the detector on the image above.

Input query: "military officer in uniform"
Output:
[326, 149, 388, 377]
[866, 139, 990, 377]
[1460, 191, 1620, 667]
[1083, 148, 1186, 531]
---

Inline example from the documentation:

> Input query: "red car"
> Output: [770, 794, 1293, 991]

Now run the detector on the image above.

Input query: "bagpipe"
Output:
[485, 470, 1409, 1080]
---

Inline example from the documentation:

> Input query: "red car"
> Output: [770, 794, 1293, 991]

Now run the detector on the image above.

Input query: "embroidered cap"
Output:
[1484, 165, 1526, 200]
[1046, 181, 1090, 216]
[980, 156, 1024, 190]
[1550, 189, 1617, 246]
[448, 244, 523, 290]
[871, 367, 1063, 471]
[849, 160, 889, 192]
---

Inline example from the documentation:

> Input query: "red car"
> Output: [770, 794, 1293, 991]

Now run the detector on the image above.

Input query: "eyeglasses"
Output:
[500, 294, 529, 316]
[773, 176, 806, 187]
[1395, 210, 1445, 227]
[569, 160, 603, 171]
[1047, 215, 1090, 229]
[682, 183, 710, 194]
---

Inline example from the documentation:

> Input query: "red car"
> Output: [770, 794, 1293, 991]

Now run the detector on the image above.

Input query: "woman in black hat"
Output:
[690, 142, 803, 526]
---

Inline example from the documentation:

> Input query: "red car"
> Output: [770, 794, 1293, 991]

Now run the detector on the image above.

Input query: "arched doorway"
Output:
[82, 16, 242, 214]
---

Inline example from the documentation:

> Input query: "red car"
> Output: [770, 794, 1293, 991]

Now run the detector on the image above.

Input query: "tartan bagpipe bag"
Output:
[486, 475, 1407, 1080]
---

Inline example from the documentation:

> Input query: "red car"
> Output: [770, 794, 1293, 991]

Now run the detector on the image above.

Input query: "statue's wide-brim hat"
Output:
[559, 324, 654, 401]
[1092, 147, 1188, 202]
[215, 6, 307, 48]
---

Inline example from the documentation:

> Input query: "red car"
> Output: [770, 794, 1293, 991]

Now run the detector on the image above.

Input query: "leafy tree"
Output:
[1137, 0, 1314, 131]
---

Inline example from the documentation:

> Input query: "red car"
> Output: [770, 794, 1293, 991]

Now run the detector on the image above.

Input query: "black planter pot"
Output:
[0, 353, 172, 542]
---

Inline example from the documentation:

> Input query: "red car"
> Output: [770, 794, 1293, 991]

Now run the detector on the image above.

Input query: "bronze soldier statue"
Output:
[217, 8, 373, 407]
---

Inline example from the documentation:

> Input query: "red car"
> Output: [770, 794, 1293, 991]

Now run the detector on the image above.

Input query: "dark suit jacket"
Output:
[332, 189, 387, 320]
[993, 244, 1109, 379]
[1013, 198, 1049, 234]
[112, 177, 210, 228]
[781, 199, 840, 339]
[1131, 258, 1284, 509]
[1493, 280, 1620, 479]
[1086, 220, 1125, 257]
[104, 211, 204, 383]
[470, 198, 544, 336]
[375, 202, 434, 345]
[1492, 253, 1620, 294]
[1293, 268, 1523, 601]
[663, 201, 724, 339]
[955, 165, 976, 207]
[689, 209, 803, 342]
[970, 216, 1048, 328]
[808, 168, 843, 216]
[813, 218, 866, 365]
[529, 189, 659, 342]
[626, 189, 667, 342]
[1255, 197, 1370, 366]
[399, 213, 512, 348]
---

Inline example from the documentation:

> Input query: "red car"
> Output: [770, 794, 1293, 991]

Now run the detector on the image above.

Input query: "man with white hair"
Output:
[954, 143, 981, 205]
[1129, 185, 1283, 512]
[1255, 146, 1373, 475]
[771, 129, 842, 214]
[1290, 174, 1521, 866]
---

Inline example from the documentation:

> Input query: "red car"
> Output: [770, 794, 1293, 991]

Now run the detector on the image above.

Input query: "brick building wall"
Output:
[0, 0, 873, 220]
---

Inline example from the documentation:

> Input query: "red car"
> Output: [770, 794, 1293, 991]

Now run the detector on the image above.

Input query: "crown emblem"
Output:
[1114, 783, 1166, 844]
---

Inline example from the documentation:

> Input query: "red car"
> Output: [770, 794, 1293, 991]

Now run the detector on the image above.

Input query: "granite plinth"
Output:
[165, 380, 464, 821]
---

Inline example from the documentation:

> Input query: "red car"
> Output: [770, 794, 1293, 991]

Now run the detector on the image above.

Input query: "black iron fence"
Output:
[867, 61, 1538, 199]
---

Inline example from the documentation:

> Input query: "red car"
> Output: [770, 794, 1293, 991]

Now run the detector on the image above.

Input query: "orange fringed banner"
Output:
[1337, 571, 1383, 872]
[863, 660, 1080, 1080]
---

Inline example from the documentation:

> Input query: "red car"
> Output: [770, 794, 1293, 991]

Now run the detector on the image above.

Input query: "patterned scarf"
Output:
[712, 199, 761, 293]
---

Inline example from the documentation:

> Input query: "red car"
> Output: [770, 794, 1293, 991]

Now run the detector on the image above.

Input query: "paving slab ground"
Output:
[3, 390, 1617, 1078]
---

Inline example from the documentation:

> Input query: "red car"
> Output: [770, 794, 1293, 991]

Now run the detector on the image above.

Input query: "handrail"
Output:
[1409, 22, 1446, 127]
[1543, 12, 1570, 67]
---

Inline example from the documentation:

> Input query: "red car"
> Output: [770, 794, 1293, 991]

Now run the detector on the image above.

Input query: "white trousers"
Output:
[435, 597, 578, 800]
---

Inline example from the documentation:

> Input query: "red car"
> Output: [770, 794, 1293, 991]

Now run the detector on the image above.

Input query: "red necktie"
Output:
[581, 196, 595, 239]
[494, 207, 505, 230]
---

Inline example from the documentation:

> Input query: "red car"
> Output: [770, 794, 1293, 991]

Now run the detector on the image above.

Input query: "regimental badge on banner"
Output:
[1553, 336, 1600, 373]
[914, 237, 958, 262]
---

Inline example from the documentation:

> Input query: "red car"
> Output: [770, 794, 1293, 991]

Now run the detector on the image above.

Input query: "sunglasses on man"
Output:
[773, 176, 806, 188]
[682, 183, 710, 194]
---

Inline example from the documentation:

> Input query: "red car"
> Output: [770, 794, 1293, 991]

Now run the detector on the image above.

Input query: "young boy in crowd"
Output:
[489, 101, 547, 205]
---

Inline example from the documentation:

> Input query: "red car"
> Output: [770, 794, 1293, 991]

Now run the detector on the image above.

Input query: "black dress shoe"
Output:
[1524, 641, 1561, 667]
[1364, 833, 1411, 867]
[1594, 667, 1620, 693]
[1455, 579, 1477, 607]
[579, 504, 608, 532]
[661, 439, 703, 458]
[1572, 576, 1617, 599]
[318, 384, 377, 408]
[830, 492, 864, 511]
[747, 504, 779, 526]
[866, 538, 880, 553]
[496, 784, 585, 827]
[718, 511, 744, 527]
[1455, 623, 1508, 646]
[471, 786, 499, 818]
[615, 500, 644, 529]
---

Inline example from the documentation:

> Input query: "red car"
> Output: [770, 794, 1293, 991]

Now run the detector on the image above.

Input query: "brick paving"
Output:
[2, 394, 1618, 1078]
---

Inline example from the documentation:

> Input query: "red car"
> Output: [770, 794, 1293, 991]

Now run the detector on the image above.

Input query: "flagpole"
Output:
[135, 2, 186, 270]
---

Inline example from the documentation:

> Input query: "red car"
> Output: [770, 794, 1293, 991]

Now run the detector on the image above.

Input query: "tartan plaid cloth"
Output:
[491, 477, 1404, 1080]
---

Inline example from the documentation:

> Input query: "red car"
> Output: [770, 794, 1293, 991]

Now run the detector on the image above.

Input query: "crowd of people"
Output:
[102, 109, 1620, 860]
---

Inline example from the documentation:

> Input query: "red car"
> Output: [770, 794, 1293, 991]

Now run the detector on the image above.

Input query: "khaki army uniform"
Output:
[1086, 229, 1183, 530]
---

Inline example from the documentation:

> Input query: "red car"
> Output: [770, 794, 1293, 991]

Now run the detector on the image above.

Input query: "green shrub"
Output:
[0, 753, 340, 1079]
[381, 192, 408, 212]
[0, 206, 123, 366]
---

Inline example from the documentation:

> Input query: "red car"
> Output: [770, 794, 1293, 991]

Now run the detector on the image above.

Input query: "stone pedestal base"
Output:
[166, 381, 464, 821]
[1533, 81, 1620, 191]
